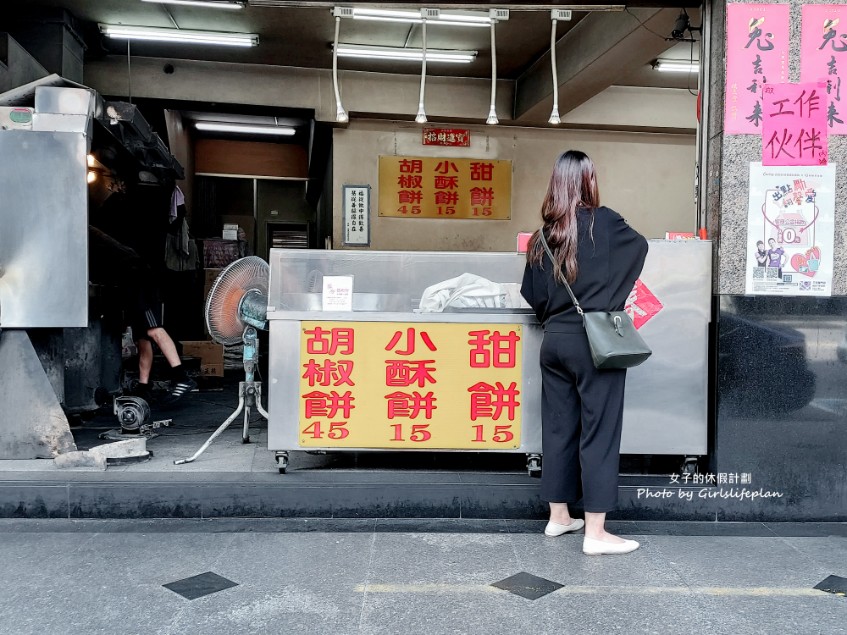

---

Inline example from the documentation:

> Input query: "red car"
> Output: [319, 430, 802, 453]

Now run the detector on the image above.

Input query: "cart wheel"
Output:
[275, 451, 289, 475]
[242, 436, 251, 444]
[526, 454, 542, 478]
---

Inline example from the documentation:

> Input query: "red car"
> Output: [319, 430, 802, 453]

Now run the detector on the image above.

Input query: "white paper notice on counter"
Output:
[322, 275, 354, 311]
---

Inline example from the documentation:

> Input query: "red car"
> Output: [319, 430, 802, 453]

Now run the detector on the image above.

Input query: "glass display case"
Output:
[265, 244, 712, 475]
[267, 249, 534, 318]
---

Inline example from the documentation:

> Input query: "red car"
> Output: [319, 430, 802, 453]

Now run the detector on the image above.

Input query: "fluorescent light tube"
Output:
[140, 0, 245, 9]
[654, 60, 699, 73]
[353, 8, 422, 21]
[335, 44, 476, 64]
[433, 18, 491, 27]
[99, 24, 258, 47]
[195, 122, 296, 135]
[441, 12, 497, 25]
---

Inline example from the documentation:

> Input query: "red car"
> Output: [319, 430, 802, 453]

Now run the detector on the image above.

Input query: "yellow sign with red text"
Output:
[298, 321, 522, 449]
[378, 155, 512, 219]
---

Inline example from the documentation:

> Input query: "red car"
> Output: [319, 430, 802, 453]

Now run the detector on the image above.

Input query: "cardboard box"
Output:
[222, 228, 238, 240]
[201, 239, 240, 268]
[221, 214, 255, 254]
[204, 268, 224, 302]
[181, 340, 224, 377]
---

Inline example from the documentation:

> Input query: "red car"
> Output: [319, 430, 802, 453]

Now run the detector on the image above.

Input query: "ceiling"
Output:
[17, 0, 701, 85]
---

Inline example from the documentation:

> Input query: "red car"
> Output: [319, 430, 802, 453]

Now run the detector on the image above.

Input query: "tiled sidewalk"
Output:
[0, 518, 845, 635]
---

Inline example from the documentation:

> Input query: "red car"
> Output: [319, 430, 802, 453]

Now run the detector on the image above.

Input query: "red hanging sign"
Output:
[422, 128, 471, 147]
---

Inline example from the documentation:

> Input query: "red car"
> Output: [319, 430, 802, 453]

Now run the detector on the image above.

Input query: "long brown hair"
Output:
[526, 150, 600, 284]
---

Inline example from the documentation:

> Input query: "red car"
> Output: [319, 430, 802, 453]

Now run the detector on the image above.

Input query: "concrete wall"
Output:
[81, 54, 699, 255]
[562, 85, 697, 131]
[332, 120, 697, 251]
[83, 56, 697, 132]
[83, 56, 513, 125]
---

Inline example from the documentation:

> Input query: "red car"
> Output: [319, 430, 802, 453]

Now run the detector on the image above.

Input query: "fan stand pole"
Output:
[174, 328, 268, 465]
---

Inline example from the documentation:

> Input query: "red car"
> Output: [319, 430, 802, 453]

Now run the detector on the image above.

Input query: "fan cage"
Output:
[205, 256, 270, 345]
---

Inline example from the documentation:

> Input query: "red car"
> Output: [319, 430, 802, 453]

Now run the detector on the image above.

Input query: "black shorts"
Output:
[125, 282, 163, 341]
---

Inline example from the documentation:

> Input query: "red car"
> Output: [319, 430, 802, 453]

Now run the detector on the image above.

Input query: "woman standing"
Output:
[521, 150, 648, 556]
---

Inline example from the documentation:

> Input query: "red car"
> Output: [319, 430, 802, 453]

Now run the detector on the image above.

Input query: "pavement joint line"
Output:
[352, 584, 829, 597]
[357, 531, 378, 633]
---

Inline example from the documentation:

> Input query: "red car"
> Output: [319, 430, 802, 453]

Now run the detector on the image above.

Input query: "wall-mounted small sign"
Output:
[422, 128, 470, 147]
[342, 184, 370, 246]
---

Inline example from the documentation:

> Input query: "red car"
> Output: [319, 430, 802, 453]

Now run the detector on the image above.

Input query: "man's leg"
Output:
[146, 326, 196, 404]
[137, 338, 153, 384]
[128, 337, 155, 401]
[135, 275, 196, 403]
[146, 327, 180, 368]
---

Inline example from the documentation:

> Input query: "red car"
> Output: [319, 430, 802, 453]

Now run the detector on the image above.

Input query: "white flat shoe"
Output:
[582, 537, 640, 555]
[544, 518, 585, 536]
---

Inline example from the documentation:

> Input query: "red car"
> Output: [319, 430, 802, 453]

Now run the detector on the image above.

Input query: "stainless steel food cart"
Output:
[266, 241, 711, 473]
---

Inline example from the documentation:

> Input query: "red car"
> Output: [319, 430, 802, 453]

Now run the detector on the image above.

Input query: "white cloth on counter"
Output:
[500, 282, 532, 310]
[418, 273, 530, 312]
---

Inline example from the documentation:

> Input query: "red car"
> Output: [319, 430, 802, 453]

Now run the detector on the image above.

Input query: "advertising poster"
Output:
[725, 4, 790, 134]
[745, 163, 836, 296]
[761, 82, 829, 166]
[801, 4, 847, 134]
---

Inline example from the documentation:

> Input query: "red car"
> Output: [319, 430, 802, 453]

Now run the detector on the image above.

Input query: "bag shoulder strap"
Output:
[538, 229, 584, 317]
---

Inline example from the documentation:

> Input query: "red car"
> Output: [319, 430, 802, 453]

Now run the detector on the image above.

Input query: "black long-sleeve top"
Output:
[520, 206, 648, 333]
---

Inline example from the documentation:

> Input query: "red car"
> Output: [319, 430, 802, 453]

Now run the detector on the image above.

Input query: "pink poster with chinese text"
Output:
[762, 82, 829, 166]
[801, 4, 847, 135]
[725, 4, 790, 135]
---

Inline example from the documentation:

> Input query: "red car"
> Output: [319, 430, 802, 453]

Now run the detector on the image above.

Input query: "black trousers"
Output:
[539, 330, 627, 513]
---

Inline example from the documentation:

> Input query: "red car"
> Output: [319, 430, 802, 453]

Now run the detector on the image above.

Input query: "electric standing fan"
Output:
[175, 256, 270, 465]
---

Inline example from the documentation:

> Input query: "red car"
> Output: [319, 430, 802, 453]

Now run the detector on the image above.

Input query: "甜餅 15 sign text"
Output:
[378, 155, 512, 220]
